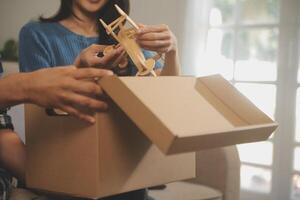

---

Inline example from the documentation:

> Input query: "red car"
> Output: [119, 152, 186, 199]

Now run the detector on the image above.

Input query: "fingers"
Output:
[73, 68, 113, 79]
[68, 80, 104, 96]
[61, 105, 96, 124]
[86, 47, 124, 68]
[138, 40, 172, 49]
[136, 32, 171, 41]
[77, 52, 118, 68]
[137, 23, 145, 29]
[110, 50, 127, 68]
[63, 92, 108, 112]
[138, 39, 172, 53]
[75, 44, 124, 68]
[135, 24, 176, 53]
[89, 44, 107, 53]
[99, 47, 124, 66]
[137, 24, 169, 34]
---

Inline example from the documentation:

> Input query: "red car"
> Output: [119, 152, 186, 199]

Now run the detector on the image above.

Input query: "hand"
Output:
[22, 66, 113, 123]
[74, 44, 126, 69]
[135, 24, 178, 54]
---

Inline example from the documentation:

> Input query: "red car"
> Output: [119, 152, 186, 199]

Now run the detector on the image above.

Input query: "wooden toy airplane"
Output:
[100, 4, 161, 77]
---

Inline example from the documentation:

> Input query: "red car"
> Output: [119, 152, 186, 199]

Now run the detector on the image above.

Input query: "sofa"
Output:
[149, 146, 240, 200]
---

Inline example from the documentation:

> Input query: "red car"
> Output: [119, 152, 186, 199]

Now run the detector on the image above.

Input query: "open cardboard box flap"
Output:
[100, 75, 278, 155]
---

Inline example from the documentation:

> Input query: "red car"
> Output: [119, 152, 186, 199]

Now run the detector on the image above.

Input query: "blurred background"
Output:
[0, 0, 300, 199]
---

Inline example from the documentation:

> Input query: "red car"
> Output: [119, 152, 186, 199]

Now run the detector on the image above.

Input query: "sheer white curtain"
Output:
[181, 0, 209, 76]
[181, 0, 233, 78]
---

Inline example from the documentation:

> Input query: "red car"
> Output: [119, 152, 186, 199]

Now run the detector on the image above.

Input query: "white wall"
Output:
[0, 0, 60, 141]
[0, 0, 60, 48]
[130, 0, 188, 56]
[0, 0, 188, 57]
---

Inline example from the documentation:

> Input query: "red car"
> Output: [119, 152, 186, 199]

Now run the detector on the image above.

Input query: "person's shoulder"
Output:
[22, 21, 42, 30]
[20, 21, 56, 36]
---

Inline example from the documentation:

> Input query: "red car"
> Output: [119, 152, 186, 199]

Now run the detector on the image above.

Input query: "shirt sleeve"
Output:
[143, 50, 163, 70]
[19, 23, 53, 72]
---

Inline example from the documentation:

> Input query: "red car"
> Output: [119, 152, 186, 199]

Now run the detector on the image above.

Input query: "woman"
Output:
[19, 0, 180, 76]
[19, 0, 180, 199]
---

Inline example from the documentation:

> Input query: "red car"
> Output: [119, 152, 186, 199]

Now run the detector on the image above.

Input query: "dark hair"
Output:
[40, 0, 130, 45]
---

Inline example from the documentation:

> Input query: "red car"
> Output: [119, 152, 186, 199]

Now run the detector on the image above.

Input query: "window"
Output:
[203, 1, 279, 197]
[293, 22, 300, 200]
[187, 0, 300, 199]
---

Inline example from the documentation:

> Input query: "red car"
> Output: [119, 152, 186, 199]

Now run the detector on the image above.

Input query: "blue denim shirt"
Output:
[19, 21, 163, 74]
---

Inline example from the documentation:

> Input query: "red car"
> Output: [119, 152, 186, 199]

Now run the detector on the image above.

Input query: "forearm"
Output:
[159, 49, 181, 76]
[0, 73, 29, 108]
[0, 130, 26, 182]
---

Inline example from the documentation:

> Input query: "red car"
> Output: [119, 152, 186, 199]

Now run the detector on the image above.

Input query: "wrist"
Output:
[166, 47, 178, 57]
[18, 73, 33, 104]
[1, 73, 30, 105]
[168, 35, 178, 53]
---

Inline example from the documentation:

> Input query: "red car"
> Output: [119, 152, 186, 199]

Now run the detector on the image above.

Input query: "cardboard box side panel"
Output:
[194, 81, 248, 127]
[25, 105, 100, 197]
[198, 75, 274, 125]
[97, 103, 196, 198]
[167, 125, 278, 154]
[100, 76, 174, 154]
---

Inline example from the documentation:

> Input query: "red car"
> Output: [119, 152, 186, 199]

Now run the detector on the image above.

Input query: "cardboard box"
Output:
[25, 75, 277, 199]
